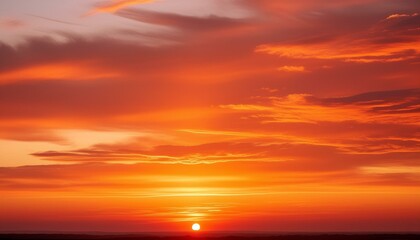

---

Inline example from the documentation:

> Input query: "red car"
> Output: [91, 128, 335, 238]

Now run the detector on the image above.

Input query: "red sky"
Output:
[0, 0, 420, 233]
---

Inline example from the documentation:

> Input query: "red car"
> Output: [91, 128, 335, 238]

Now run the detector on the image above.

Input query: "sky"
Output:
[0, 0, 420, 233]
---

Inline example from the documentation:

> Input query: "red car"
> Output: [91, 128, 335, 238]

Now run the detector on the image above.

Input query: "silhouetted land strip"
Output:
[1, 234, 419, 240]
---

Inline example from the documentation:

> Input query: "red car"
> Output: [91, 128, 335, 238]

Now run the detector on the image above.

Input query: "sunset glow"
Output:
[0, 0, 419, 233]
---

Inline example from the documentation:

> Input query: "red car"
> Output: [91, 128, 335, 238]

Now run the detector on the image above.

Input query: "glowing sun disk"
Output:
[192, 223, 200, 231]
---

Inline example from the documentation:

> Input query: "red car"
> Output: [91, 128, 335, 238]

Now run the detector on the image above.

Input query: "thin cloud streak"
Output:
[87, 0, 154, 15]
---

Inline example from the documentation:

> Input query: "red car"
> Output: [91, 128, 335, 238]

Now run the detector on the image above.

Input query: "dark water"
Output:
[1, 234, 419, 240]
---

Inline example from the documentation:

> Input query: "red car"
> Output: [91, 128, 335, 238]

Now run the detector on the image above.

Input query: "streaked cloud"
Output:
[88, 0, 154, 15]
[277, 65, 306, 72]
[257, 11, 420, 63]
[386, 13, 418, 20]
[0, 62, 120, 83]
[257, 38, 419, 63]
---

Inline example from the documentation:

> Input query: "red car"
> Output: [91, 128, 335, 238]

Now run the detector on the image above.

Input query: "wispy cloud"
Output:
[386, 13, 418, 20]
[257, 11, 420, 63]
[277, 65, 306, 72]
[87, 0, 154, 15]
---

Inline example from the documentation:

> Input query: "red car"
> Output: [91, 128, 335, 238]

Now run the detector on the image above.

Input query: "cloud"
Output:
[0, 127, 65, 143]
[27, 14, 84, 27]
[224, 88, 420, 125]
[28, 87, 420, 175]
[256, 9, 420, 63]
[31, 141, 271, 164]
[386, 13, 418, 20]
[216, 89, 420, 159]
[0, 61, 120, 84]
[116, 8, 250, 32]
[277, 65, 306, 72]
[256, 38, 419, 63]
[88, 0, 154, 15]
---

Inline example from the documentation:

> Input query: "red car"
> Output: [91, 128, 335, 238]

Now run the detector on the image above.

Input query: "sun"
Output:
[192, 223, 200, 231]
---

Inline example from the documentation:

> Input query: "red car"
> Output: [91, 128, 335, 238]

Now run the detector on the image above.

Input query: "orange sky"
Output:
[0, 0, 420, 233]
